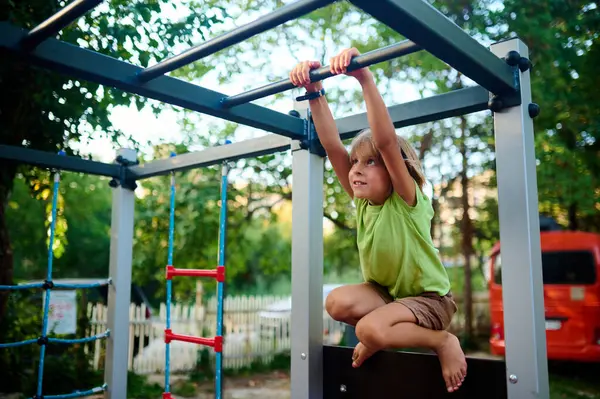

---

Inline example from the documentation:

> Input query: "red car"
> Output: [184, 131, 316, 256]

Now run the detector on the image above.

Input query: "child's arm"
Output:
[290, 61, 353, 198]
[331, 48, 417, 206]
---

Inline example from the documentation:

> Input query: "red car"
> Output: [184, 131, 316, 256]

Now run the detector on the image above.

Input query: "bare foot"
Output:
[352, 342, 377, 368]
[435, 333, 467, 392]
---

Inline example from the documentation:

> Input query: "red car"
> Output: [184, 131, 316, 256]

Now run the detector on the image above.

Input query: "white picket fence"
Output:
[86, 295, 346, 374]
[85, 292, 490, 375]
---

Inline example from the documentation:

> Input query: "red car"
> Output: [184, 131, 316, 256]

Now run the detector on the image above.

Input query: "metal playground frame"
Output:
[0, 0, 548, 398]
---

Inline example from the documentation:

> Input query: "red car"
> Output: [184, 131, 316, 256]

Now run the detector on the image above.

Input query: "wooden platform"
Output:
[323, 345, 507, 398]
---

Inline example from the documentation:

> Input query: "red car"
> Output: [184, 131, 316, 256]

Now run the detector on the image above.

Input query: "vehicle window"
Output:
[492, 250, 596, 285]
[542, 251, 596, 285]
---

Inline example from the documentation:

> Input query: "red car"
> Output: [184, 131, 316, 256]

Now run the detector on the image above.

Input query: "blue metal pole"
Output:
[165, 153, 177, 394]
[37, 152, 64, 397]
[215, 144, 230, 399]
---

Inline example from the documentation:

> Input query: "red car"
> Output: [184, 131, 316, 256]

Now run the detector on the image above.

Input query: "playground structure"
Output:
[0, 0, 548, 398]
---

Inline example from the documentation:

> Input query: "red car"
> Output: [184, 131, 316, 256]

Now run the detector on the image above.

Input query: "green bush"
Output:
[127, 372, 164, 399]
[0, 290, 102, 395]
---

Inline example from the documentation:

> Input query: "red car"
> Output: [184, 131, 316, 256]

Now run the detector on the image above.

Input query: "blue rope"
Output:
[53, 279, 112, 289]
[0, 279, 110, 291]
[37, 170, 61, 397]
[215, 159, 229, 399]
[47, 330, 110, 344]
[0, 338, 38, 348]
[0, 283, 44, 290]
[0, 330, 109, 349]
[165, 152, 176, 393]
[35, 383, 108, 399]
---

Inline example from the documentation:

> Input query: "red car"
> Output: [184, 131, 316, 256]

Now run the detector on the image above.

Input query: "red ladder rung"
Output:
[165, 265, 225, 282]
[164, 329, 223, 352]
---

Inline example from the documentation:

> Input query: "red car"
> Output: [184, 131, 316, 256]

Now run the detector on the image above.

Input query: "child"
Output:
[289, 47, 468, 393]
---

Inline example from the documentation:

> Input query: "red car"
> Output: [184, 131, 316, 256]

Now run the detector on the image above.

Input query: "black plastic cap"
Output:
[505, 50, 521, 66]
[518, 57, 532, 72]
[528, 103, 540, 118]
[488, 96, 504, 112]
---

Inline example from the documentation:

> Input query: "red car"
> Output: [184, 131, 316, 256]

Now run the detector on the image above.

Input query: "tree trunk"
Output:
[568, 203, 579, 231]
[459, 116, 474, 340]
[418, 130, 435, 238]
[0, 164, 17, 325]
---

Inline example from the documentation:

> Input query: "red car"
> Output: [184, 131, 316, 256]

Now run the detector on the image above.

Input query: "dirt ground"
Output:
[156, 371, 292, 399]
[0, 373, 291, 399]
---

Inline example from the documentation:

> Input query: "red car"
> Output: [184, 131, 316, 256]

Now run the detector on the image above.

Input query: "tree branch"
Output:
[324, 212, 356, 234]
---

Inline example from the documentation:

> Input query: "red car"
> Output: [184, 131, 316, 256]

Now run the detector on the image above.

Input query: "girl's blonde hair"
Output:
[349, 129, 426, 190]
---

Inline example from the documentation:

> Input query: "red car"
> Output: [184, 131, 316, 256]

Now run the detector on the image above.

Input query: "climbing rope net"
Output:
[0, 151, 227, 399]
[0, 152, 110, 399]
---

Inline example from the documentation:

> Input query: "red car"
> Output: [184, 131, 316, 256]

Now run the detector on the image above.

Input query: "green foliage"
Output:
[56, 174, 113, 279]
[0, 290, 103, 395]
[0, 290, 44, 393]
[7, 172, 113, 282]
[5, 176, 47, 281]
[126, 372, 164, 399]
[485, 0, 600, 230]
[535, 131, 599, 227]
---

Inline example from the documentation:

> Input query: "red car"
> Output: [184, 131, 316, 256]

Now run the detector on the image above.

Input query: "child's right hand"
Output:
[289, 60, 323, 93]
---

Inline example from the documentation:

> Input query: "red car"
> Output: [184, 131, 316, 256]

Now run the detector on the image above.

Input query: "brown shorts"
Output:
[367, 282, 458, 331]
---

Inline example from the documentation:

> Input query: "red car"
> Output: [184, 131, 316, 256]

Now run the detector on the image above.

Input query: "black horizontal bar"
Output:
[0, 145, 121, 178]
[337, 85, 490, 140]
[0, 22, 305, 140]
[350, 0, 516, 95]
[21, 0, 105, 50]
[137, 0, 334, 82]
[221, 40, 421, 108]
[222, 40, 421, 108]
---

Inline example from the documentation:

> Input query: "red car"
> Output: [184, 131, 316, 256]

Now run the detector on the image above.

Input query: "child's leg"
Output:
[325, 282, 389, 326]
[352, 296, 467, 393]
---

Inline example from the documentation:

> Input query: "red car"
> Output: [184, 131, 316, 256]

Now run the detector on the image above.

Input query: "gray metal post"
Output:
[104, 148, 137, 399]
[291, 99, 324, 399]
[490, 39, 549, 399]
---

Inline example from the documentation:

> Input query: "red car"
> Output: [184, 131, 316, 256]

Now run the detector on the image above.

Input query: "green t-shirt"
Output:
[355, 182, 450, 299]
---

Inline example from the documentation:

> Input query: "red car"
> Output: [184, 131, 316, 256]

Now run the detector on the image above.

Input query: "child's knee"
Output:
[355, 318, 386, 348]
[325, 292, 356, 322]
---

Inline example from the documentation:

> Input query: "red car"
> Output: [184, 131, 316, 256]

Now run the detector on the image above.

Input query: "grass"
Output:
[551, 375, 600, 399]
[549, 362, 600, 399]
[127, 371, 201, 399]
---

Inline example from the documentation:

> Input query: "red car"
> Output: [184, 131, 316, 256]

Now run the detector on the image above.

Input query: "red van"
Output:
[488, 231, 600, 362]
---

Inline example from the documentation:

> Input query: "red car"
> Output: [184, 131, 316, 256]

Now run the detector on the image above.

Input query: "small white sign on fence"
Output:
[46, 290, 77, 335]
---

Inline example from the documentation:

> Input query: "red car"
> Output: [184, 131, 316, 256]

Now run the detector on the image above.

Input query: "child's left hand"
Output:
[329, 47, 372, 82]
